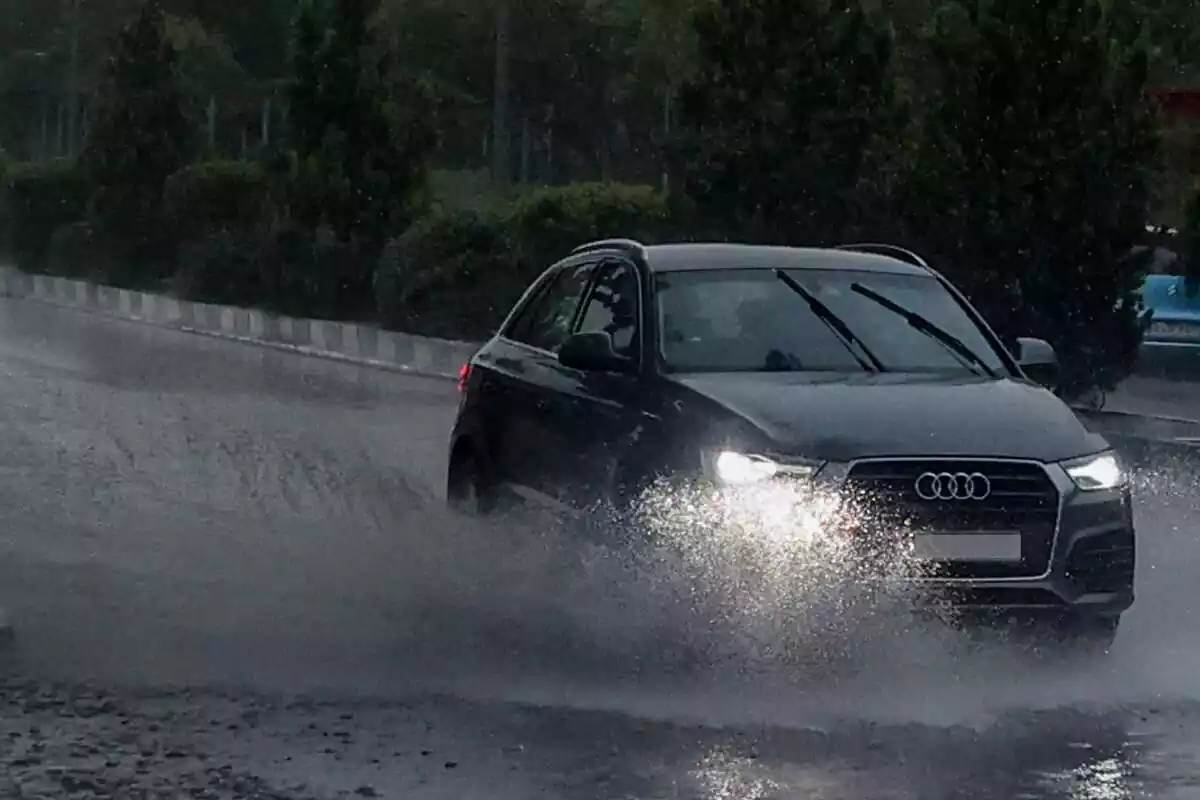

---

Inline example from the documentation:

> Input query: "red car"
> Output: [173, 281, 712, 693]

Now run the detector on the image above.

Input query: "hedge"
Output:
[373, 181, 679, 338]
[2, 159, 93, 268]
[374, 208, 515, 340]
[504, 181, 677, 275]
[0, 159, 682, 339]
[162, 160, 271, 240]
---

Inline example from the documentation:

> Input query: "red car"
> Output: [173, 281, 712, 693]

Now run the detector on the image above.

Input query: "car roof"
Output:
[639, 243, 932, 277]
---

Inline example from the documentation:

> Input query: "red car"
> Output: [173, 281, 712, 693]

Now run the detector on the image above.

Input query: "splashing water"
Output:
[388, 456, 1200, 731]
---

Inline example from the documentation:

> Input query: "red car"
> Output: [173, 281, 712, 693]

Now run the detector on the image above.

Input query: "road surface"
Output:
[1, 298, 1200, 799]
[1109, 375, 1200, 421]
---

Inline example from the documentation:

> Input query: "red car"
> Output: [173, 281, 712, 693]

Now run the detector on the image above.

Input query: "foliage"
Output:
[1182, 188, 1200, 295]
[173, 226, 267, 306]
[1119, 0, 1200, 85]
[255, 223, 376, 319]
[285, 0, 437, 244]
[906, 0, 1161, 397]
[174, 222, 377, 320]
[162, 14, 249, 144]
[504, 181, 676, 278]
[46, 221, 101, 279]
[162, 159, 271, 240]
[83, 0, 191, 287]
[287, 0, 328, 163]
[1, 159, 93, 268]
[374, 181, 676, 338]
[375, 208, 515, 338]
[675, 0, 900, 245]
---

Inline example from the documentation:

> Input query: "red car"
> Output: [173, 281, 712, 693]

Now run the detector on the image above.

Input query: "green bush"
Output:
[374, 183, 683, 339]
[257, 224, 375, 320]
[374, 208, 515, 339]
[163, 160, 271, 241]
[173, 227, 267, 307]
[173, 223, 376, 321]
[45, 221, 102, 279]
[503, 182, 676, 280]
[2, 159, 93, 269]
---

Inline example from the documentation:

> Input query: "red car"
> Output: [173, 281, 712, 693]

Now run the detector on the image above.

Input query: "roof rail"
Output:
[571, 238, 646, 256]
[835, 243, 931, 270]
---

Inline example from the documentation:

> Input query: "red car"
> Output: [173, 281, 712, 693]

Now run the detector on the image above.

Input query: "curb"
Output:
[0, 267, 479, 382]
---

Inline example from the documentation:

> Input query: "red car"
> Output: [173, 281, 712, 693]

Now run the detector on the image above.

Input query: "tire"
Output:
[446, 448, 495, 517]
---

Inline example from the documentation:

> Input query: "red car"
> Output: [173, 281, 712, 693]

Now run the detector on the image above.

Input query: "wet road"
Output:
[1, 298, 1200, 798]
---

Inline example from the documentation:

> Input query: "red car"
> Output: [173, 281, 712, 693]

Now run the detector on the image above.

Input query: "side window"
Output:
[575, 261, 639, 358]
[507, 263, 593, 352]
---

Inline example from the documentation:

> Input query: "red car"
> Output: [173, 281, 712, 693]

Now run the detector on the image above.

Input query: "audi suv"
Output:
[446, 240, 1136, 648]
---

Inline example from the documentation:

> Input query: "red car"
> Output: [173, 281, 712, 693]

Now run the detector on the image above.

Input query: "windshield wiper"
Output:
[773, 269, 885, 372]
[848, 283, 997, 378]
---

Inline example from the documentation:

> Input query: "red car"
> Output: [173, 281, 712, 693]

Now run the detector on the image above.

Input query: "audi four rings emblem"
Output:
[914, 471, 991, 501]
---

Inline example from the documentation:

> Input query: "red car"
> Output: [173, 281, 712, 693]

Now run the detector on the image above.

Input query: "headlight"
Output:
[1063, 451, 1126, 491]
[703, 450, 819, 486]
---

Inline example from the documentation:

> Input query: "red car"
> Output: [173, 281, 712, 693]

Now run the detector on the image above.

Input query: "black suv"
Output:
[446, 240, 1135, 646]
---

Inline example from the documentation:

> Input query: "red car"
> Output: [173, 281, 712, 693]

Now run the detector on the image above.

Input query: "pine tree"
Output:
[908, 0, 1160, 396]
[84, 0, 189, 283]
[675, 0, 899, 245]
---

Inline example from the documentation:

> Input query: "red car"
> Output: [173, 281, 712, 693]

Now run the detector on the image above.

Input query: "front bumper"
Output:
[814, 459, 1136, 618]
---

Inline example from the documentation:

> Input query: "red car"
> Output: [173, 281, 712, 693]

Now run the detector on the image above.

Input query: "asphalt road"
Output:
[2, 298, 1200, 798]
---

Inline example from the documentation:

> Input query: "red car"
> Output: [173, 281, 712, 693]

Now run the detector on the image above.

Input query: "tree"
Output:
[278, 0, 437, 316]
[287, 0, 328, 161]
[83, 0, 190, 283]
[163, 14, 249, 154]
[905, 0, 1160, 397]
[675, 0, 899, 245]
[286, 0, 436, 243]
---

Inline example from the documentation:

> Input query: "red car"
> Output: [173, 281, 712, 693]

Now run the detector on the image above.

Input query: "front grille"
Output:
[843, 459, 1060, 579]
[1065, 532, 1135, 594]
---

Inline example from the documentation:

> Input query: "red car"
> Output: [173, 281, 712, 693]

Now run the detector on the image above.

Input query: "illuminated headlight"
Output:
[1063, 451, 1126, 491]
[703, 450, 819, 486]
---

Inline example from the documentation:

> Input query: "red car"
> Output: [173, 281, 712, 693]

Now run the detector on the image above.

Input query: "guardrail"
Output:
[3, 265, 1199, 455]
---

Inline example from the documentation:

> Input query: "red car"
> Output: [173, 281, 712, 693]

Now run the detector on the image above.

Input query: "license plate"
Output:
[1148, 321, 1200, 340]
[911, 533, 1022, 562]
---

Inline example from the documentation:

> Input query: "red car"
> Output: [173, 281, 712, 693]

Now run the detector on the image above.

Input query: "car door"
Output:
[541, 257, 654, 511]
[480, 259, 595, 504]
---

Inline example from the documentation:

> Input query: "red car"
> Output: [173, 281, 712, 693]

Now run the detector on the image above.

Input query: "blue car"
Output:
[1137, 244, 1200, 379]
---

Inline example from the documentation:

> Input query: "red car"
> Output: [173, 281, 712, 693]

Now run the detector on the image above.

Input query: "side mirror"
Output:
[558, 331, 633, 373]
[1016, 336, 1058, 388]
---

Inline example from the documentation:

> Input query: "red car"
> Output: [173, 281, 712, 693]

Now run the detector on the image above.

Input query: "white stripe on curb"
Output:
[0, 266, 479, 381]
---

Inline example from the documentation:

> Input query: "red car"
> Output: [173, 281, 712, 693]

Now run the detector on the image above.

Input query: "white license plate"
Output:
[1149, 321, 1200, 340]
[912, 533, 1022, 562]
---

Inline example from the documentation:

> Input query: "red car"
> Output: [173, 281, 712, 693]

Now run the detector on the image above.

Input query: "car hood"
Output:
[669, 371, 1108, 463]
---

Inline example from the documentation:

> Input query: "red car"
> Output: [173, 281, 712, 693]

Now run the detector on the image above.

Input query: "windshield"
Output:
[655, 268, 1011, 375]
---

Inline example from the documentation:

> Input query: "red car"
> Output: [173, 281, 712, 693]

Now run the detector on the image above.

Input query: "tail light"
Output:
[457, 362, 471, 392]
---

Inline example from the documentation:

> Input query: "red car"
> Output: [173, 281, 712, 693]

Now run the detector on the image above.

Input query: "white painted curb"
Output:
[0, 267, 480, 381]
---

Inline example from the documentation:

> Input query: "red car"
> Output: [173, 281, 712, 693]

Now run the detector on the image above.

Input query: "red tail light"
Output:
[457, 362, 471, 392]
